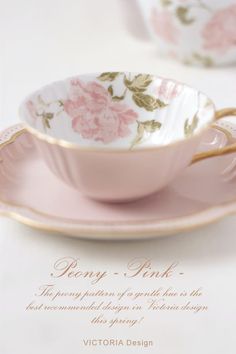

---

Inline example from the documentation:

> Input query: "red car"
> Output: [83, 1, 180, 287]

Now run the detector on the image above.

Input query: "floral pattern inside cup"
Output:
[21, 72, 214, 149]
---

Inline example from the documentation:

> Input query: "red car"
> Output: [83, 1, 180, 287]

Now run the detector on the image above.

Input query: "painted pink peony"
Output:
[64, 80, 138, 144]
[151, 8, 179, 44]
[202, 4, 236, 52]
[156, 79, 183, 102]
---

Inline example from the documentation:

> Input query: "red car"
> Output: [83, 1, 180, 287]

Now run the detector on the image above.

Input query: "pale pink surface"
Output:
[0, 129, 235, 225]
[202, 4, 236, 53]
[26, 100, 37, 121]
[63, 80, 138, 144]
[150, 8, 179, 44]
[32, 130, 201, 202]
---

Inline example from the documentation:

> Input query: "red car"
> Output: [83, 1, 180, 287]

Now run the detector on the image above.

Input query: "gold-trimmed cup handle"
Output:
[192, 108, 236, 164]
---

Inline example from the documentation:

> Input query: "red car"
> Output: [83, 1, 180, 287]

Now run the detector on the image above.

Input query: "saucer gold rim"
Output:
[1, 202, 236, 239]
[1, 194, 236, 226]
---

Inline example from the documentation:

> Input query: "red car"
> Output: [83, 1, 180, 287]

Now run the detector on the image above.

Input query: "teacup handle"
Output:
[192, 107, 236, 164]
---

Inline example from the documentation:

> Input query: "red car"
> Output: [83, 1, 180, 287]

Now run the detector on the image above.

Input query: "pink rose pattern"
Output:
[150, 2, 236, 63]
[202, 4, 236, 53]
[63, 80, 138, 144]
[156, 79, 183, 102]
[151, 8, 179, 44]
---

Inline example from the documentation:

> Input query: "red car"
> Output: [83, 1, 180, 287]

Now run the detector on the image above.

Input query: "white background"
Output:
[0, 1, 236, 353]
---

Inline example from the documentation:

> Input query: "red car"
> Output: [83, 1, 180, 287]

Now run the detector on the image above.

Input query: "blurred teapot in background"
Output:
[137, 0, 236, 67]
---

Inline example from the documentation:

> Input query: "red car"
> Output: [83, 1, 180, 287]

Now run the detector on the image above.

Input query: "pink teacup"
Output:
[19, 72, 236, 202]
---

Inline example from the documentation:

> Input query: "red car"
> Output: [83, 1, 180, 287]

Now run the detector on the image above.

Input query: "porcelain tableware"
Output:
[19, 72, 236, 202]
[137, 0, 236, 66]
[1, 123, 236, 239]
